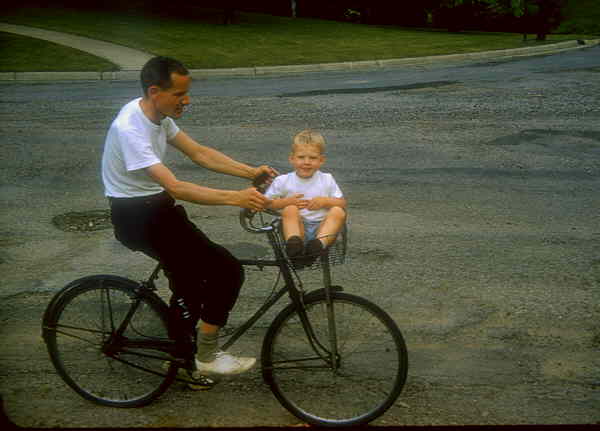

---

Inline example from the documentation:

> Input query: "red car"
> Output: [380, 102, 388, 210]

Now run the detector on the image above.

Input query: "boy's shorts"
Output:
[303, 220, 322, 243]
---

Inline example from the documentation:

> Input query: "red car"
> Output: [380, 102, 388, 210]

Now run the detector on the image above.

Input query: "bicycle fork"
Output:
[293, 256, 341, 372]
[321, 256, 340, 371]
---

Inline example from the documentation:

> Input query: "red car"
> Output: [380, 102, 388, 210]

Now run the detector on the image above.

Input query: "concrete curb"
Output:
[1, 38, 598, 82]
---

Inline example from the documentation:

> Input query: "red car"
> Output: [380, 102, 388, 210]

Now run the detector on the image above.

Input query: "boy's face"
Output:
[289, 144, 325, 179]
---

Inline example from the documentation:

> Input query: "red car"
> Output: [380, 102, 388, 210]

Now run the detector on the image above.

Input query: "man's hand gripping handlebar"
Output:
[251, 170, 273, 194]
[240, 171, 280, 233]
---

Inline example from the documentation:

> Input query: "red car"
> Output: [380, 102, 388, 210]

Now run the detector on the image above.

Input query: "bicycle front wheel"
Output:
[42, 275, 176, 407]
[261, 291, 408, 427]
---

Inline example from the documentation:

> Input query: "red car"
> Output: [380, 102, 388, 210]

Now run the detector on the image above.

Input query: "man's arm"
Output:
[169, 130, 267, 179]
[145, 162, 269, 211]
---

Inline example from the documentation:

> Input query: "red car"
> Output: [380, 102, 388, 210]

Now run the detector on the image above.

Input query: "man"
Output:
[102, 56, 274, 379]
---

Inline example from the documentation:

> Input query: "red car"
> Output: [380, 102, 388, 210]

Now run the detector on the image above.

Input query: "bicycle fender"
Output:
[303, 285, 344, 302]
[41, 275, 155, 341]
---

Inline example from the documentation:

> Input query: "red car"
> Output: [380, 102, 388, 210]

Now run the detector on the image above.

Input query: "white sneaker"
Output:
[194, 351, 256, 376]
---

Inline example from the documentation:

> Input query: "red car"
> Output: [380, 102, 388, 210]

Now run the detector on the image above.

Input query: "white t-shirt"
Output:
[102, 98, 180, 198]
[265, 171, 343, 222]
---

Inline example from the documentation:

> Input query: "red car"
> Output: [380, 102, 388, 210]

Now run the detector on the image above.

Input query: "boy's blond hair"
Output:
[291, 129, 326, 155]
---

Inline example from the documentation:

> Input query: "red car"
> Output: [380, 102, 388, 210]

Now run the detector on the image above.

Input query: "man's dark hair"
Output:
[140, 56, 189, 96]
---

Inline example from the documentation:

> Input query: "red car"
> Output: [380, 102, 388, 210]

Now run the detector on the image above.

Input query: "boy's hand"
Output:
[306, 197, 328, 210]
[288, 194, 308, 208]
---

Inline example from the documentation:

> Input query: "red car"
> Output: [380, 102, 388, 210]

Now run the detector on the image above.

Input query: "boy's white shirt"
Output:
[265, 171, 343, 222]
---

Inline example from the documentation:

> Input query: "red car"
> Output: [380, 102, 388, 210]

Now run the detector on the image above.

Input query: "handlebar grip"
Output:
[240, 206, 281, 233]
[241, 171, 279, 233]
[252, 171, 272, 194]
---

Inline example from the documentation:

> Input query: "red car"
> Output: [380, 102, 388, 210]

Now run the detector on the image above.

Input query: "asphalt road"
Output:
[1, 47, 599, 427]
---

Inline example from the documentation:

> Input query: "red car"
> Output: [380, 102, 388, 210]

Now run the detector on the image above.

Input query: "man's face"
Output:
[150, 72, 191, 119]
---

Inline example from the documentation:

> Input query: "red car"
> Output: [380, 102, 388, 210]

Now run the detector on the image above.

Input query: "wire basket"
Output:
[274, 223, 348, 271]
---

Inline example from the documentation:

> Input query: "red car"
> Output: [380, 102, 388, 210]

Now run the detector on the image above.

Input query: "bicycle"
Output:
[42, 200, 408, 427]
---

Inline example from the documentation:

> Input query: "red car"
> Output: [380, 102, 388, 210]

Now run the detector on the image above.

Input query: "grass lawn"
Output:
[0, 32, 117, 72]
[0, 6, 594, 72]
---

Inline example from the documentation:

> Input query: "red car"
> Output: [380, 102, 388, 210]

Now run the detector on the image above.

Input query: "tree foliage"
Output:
[406, 0, 566, 38]
[49, 0, 567, 38]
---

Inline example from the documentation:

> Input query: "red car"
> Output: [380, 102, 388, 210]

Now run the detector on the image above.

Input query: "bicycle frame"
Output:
[100, 214, 340, 375]
[42, 203, 407, 425]
[213, 223, 341, 372]
[237, 213, 346, 370]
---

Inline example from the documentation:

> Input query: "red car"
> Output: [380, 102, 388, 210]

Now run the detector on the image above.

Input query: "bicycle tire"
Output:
[261, 290, 408, 427]
[42, 275, 176, 408]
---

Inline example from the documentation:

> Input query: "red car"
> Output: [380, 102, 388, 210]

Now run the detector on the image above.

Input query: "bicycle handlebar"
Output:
[239, 207, 281, 233]
[239, 171, 280, 233]
[252, 171, 271, 194]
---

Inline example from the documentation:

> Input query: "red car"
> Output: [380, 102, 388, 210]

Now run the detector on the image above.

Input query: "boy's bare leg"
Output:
[316, 206, 346, 247]
[281, 205, 305, 240]
[281, 205, 305, 259]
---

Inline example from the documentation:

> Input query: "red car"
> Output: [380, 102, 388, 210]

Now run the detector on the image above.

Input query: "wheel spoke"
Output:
[46, 324, 108, 346]
[262, 292, 407, 426]
[43, 277, 175, 407]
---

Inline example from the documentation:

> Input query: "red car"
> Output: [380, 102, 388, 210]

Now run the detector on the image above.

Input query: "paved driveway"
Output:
[1, 47, 599, 427]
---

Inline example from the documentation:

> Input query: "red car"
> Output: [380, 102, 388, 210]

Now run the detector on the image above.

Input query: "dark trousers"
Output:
[108, 192, 244, 333]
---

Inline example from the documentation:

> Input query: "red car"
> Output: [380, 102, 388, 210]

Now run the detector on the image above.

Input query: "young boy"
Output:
[265, 130, 346, 262]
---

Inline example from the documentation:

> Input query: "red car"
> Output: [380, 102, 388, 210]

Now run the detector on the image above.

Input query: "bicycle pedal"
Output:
[187, 374, 217, 391]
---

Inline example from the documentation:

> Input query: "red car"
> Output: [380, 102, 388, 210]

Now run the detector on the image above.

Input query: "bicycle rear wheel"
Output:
[261, 291, 408, 427]
[42, 275, 176, 407]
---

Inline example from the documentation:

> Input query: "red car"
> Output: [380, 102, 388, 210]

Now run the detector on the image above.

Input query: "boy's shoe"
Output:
[300, 238, 325, 267]
[305, 238, 325, 257]
[195, 351, 256, 376]
[285, 236, 304, 259]
[162, 361, 216, 391]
